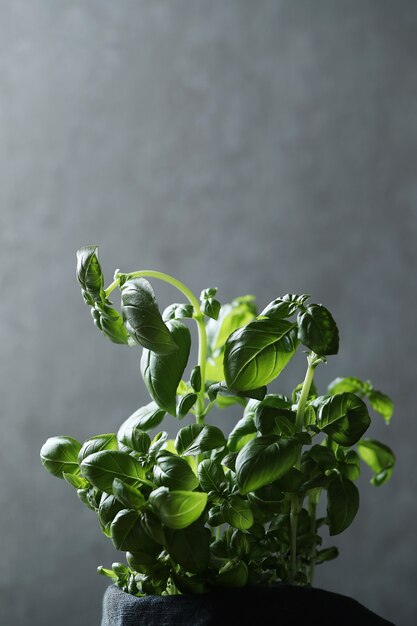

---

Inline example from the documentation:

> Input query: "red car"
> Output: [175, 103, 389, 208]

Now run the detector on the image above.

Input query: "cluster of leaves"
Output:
[40, 247, 395, 596]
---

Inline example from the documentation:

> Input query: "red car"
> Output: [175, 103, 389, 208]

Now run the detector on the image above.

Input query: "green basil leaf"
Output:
[121, 278, 178, 354]
[141, 320, 191, 415]
[126, 550, 158, 574]
[117, 402, 166, 438]
[80, 450, 146, 493]
[162, 303, 194, 321]
[148, 431, 169, 459]
[271, 468, 304, 493]
[118, 428, 151, 455]
[149, 487, 208, 529]
[175, 424, 226, 456]
[247, 483, 284, 512]
[93, 300, 131, 345]
[201, 297, 221, 320]
[110, 509, 160, 553]
[327, 474, 359, 535]
[63, 473, 89, 489]
[224, 318, 299, 391]
[221, 495, 253, 530]
[259, 295, 304, 319]
[177, 393, 198, 419]
[306, 445, 337, 470]
[357, 439, 395, 486]
[190, 366, 201, 392]
[153, 453, 199, 491]
[208, 381, 267, 403]
[197, 459, 225, 493]
[40, 436, 82, 479]
[76, 245, 104, 302]
[140, 509, 166, 545]
[317, 393, 371, 446]
[236, 436, 300, 495]
[78, 434, 118, 464]
[327, 377, 366, 396]
[164, 525, 211, 573]
[367, 390, 394, 424]
[315, 547, 339, 564]
[213, 561, 248, 588]
[337, 450, 361, 481]
[98, 493, 124, 536]
[112, 478, 146, 509]
[254, 396, 296, 437]
[227, 412, 257, 453]
[297, 304, 339, 355]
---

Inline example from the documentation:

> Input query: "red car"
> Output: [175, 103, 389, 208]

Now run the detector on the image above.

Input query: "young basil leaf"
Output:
[148, 431, 169, 459]
[190, 366, 202, 393]
[197, 459, 225, 493]
[327, 474, 359, 535]
[200, 287, 218, 299]
[177, 393, 198, 419]
[92, 300, 131, 345]
[235, 436, 300, 495]
[140, 509, 166, 545]
[175, 424, 226, 456]
[110, 509, 160, 553]
[126, 550, 158, 574]
[76, 245, 104, 302]
[164, 525, 211, 573]
[357, 439, 395, 486]
[337, 449, 361, 481]
[207, 381, 267, 403]
[259, 295, 304, 320]
[153, 453, 199, 491]
[271, 468, 304, 493]
[112, 478, 146, 509]
[224, 318, 299, 391]
[213, 560, 248, 588]
[227, 413, 257, 453]
[315, 547, 339, 564]
[254, 397, 296, 437]
[247, 482, 284, 513]
[98, 493, 124, 536]
[327, 377, 366, 396]
[367, 390, 394, 424]
[306, 445, 337, 470]
[117, 402, 166, 439]
[40, 436, 82, 479]
[63, 473, 89, 489]
[149, 487, 208, 529]
[221, 495, 253, 530]
[78, 434, 118, 464]
[317, 393, 371, 446]
[121, 278, 178, 354]
[201, 297, 221, 320]
[80, 450, 146, 493]
[141, 320, 191, 415]
[162, 303, 194, 321]
[297, 304, 339, 355]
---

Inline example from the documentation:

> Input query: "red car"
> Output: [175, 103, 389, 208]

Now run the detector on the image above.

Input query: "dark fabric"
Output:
[101, 584, 396, 626]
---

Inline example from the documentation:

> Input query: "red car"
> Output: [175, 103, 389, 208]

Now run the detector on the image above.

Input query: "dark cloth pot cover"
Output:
[101, 584, 395, 626]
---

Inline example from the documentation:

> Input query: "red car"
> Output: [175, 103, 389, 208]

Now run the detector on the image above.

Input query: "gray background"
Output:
[0, 1, 416, 624]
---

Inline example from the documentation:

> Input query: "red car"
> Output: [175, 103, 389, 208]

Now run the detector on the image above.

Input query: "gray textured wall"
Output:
[1, 1, 416, 625]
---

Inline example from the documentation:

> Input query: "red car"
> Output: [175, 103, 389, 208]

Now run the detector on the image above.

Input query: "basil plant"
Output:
[41, 246, 395, 596]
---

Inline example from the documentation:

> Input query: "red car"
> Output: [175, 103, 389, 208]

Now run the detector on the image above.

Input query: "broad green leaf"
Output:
[117, 402, 165, 439]
[112, 478, 145, 509]
[272, 468, 304, 493]
[141, 320, 191, 415]
[213, 560, 248, 588]
[148, 431, 169, 459]
[236, 435, 300, 495]
[40, 436, 81, 479]
[140, 509, 166, 545]
[201, 298, 221, 320]
[118, 428, 150, 455]
[164, 525, 211, 573]
[175, 424, 226, 456]
[177, 393, 198, 419]
[337, 450, 361, 481]
[254, 397, 296, 437]
[126, 551, 158, 574]
[327, 377, 366, 396]
[206, 295, 257, 353]
[190, 366, 201, 392]
[153, 453, 199, 491]
[110, 509, 160, 553]
[207, 381, 266, 403]
[306, 445, 337, 470]
[221, 495, 253, 530]
[259, 294, 305, 320]
[208, 505, 225, 527]
[224, 318, 299, 391]
[368, 390, 394, 424]
[98, 493, 124, 536]
[317, 393, 371, 446]
[357, 439, 395, 486]
[197, 459, 225, 493]
[121, 277, 178, 354]
[297, 304, 339, 355]
[247, 482, 284, 513]
[149, 487, 208, 529]
[76, 245, 104, 302]
[162, 303, 194, 321]
[327, 474, 359, 535]
[80, 450, 146, 493]
[227, 410, 257, 453]
[78, 434, 118, 464]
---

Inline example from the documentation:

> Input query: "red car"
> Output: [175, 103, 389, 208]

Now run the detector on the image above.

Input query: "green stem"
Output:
[308, 494, 318, 586]
[106, 270, 207, 424]
[289, 353, 318, 584]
